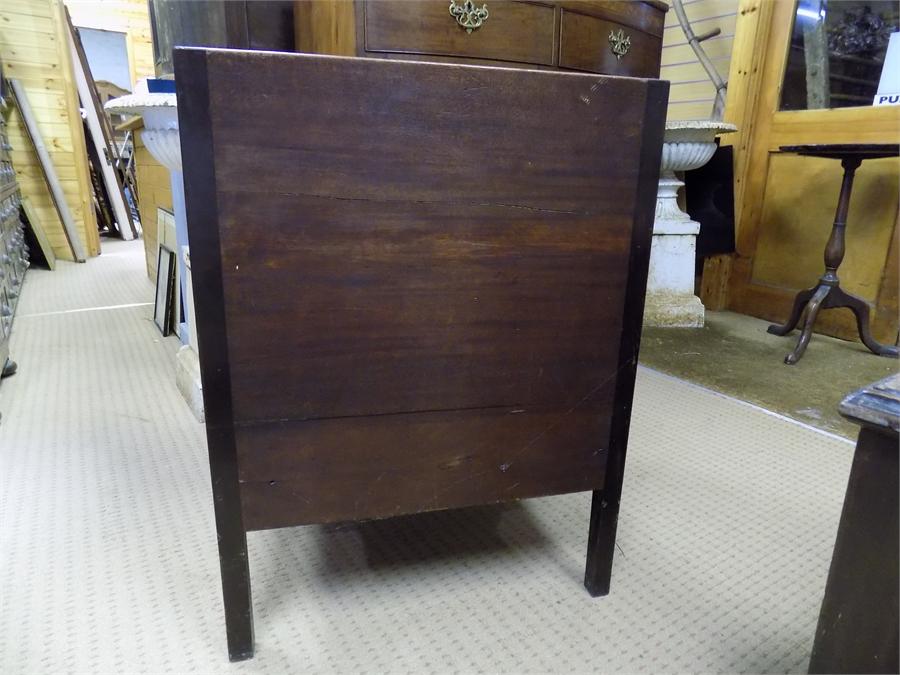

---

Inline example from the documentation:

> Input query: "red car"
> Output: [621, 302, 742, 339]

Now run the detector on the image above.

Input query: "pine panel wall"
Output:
[65, 0, 173, 280]
[64, 0, 155, 85]
[661, 0, 739, 121]
[127, 120, 172, 281]
[133, 129, 173, 281]
[0, 0, 98, 259]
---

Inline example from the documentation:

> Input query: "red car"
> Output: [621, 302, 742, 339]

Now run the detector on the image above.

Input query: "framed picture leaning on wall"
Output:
[153, 245, 176, 336]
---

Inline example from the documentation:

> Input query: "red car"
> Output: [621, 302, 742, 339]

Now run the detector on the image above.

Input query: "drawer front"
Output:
[365, 0, 557, 67]
[559, 9, 662, 78]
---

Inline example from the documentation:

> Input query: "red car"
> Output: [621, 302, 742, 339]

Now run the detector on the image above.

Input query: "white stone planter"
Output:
[106, 86, 204, 421]
[107, 91, 180, 172]
[643, 120, 737, 328]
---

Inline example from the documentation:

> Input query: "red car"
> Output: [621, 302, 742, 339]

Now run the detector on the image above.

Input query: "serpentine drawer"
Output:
[297, 1, 666, 78]
[559, 9, 662, 78]
[364, 0, 557, 67]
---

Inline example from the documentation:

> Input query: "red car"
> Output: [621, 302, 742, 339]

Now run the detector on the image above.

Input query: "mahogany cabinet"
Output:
[295, 0, 667, 77]
[176, 48, 667, 660]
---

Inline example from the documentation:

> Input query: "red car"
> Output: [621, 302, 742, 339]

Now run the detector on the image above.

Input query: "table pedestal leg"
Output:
[767, 157, 898, 364]
[826, 286, 900, 358]
[784, 285, 830, 365]
[767, 287, 815, 336]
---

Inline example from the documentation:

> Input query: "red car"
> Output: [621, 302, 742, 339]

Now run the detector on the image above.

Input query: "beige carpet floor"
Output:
[0, 239, 854, 674]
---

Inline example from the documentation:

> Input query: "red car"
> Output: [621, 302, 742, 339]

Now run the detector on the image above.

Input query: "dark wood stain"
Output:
[586, 77, 668, 597]
[294, 1, 666, 79]
[559, 9, 663, 78]
[365, 1, 557, 67]
[176, 47, 668, 659]
[556, 1, 667, 37]
[808, 427, 899, 674]
[809, 376, 900, 674]
[237, 403, 611, 530]
[174, 47, 254, 662]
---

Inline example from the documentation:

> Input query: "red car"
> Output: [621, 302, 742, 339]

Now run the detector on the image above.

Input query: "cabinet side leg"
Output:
[584, 489, 618, 596]
[174, 47, 255, 661]
[208, 434, 254, 661]
[218, 521, 254, 661]
[583, 80, 668, 599]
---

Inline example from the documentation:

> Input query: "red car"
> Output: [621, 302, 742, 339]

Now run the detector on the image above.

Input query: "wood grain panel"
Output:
[2, 43, 66, 65]
[559, 9, 662, 77]
[768, 107, 900, 147]
[294, 0, 357, 55]
[209, 56, 646, 213]
[177, 46, 667, 534]
[175, 50, 666, 653]
[237, 403, 612, 529]
[202, 54, 649, 423]
[219, 193, 628, 422]
[1, 0, 97, 259]
[872, 216, 899, 345]
[132, 126, 174, 279]
[557, 1, 665, 37]
[2, 1, 55, 18]
[365, 0, 557, 66]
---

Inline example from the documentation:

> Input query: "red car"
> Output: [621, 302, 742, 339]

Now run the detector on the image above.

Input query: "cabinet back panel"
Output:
[176, 49, 668, 526]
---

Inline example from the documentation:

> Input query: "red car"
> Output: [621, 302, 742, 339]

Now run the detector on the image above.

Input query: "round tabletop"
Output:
[779, 144, 900, 160]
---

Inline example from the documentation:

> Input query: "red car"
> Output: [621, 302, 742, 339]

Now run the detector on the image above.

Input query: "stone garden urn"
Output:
[644, 120, 736, 327]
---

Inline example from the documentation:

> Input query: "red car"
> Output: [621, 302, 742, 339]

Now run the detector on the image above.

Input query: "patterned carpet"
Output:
[0, 239, 853, 674]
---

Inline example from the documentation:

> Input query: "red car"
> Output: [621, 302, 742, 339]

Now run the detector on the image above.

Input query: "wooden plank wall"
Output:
[661, 0, 739, 121]
[65, 0, 173, 280]
[132, 124, 172, 281]
[64, 0, 155, 85]
[0, 0, 98, 259]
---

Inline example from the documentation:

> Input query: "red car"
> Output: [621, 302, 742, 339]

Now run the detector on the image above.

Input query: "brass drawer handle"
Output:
[609, 29, 631, 59]
[449, 0, 489, 34]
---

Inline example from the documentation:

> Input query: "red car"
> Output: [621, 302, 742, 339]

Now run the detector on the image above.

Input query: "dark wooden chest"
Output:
[176, 47, 667, 660]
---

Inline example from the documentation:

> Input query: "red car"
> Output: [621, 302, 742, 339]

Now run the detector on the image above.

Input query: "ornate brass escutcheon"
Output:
[449, 0, 489, 33]
[608, 28, 631, 59]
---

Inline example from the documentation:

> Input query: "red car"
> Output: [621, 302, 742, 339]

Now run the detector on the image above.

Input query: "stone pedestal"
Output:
[644, 175, 704, 327]
[644, 121, 736, 328]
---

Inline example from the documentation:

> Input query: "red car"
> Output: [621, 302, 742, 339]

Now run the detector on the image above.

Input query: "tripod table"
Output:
[767, 144, 899, 365]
